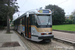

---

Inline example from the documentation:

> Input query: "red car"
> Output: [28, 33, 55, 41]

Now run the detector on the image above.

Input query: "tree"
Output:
[45, 5, 65, 25]
[0, 5, 7, 26]
[70, 10, 75, 24]
[65, 19, 73, 24]
[69, 15, 73, 20]
[0, 0, 19, 32]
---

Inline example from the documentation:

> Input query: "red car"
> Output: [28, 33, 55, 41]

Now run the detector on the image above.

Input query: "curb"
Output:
[13, 30, 28, 50]
[53, 38, 75, 46]
[53, 29, 75, 34]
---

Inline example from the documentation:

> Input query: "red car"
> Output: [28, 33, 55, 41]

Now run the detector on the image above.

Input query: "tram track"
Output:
[15, 31, 42, 50]
[31, 42, 42, 50]
[15, 31, 74, 50]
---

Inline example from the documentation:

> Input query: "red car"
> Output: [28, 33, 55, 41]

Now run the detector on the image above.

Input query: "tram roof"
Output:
[14, 9, 52, 21]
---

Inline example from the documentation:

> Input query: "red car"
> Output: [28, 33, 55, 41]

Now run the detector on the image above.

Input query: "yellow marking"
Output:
[39, 10, 43, 13]
[31, 25, 52, 32]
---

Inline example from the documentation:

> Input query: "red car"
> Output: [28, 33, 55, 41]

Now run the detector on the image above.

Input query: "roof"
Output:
[14, 9, 52, 21]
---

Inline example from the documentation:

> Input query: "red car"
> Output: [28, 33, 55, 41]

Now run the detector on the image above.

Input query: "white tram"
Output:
[14, 9, 54, 42]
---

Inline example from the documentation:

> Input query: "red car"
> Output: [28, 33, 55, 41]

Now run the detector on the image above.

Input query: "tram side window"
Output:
[28, 15, 31, 25]
[18, 19, 20, 25]
[15, 21, 16, 25]
[15, 20, 17, 25]
[14, 21, 15, 25]
[22, 17, 24, 25]
[17, 20, 18, 25]
[19, 19, 20, 25]
[31, 15, 36, 25]
[20, 19, 22, 24]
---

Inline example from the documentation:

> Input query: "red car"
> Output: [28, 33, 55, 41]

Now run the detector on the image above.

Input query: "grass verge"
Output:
[6, 32, 13, 34]
[52, 24, 75, 31]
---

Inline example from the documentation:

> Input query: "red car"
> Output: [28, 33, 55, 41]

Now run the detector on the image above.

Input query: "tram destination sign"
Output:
[39, 10, 49, 13]
[43, 10, 49, 13]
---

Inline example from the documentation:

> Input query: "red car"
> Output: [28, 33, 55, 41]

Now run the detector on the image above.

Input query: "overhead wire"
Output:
[20, 0, 28, 8]
[57, 0, 68, 5]
[19, 0, 68, 12]
[18, 0, 28, 15]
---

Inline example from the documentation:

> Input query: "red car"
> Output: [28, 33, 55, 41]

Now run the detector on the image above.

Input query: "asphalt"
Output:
[0, 29, 28, 50]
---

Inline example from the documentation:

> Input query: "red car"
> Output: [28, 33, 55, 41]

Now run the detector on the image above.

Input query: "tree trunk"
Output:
[7, 0, 10, 33]
[7, 13, 10, 33]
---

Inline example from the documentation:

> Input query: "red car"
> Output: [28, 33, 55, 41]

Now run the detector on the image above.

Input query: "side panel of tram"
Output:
[14, 15, 32, 39]
[14, 17, 25, 35]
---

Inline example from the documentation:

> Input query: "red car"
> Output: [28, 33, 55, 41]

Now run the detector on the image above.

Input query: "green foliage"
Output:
[45, 5, 65, 25]
[69, 15, 73, 20]
[64, 19, 73, 24]
[53, 24, 75, 31]
[70, 10, 75, 24]
[0, 4, 7, 26]
[0, 25, 4, 30]
[6, 32, 13, 34]
[0, 0, 19, 26]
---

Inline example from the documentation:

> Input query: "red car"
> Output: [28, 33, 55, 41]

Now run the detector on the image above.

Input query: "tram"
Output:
[14, 9, 54, 42]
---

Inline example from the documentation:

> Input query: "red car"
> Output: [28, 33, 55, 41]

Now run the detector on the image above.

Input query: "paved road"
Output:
[15, 31, 74, 50]
[53, 31, 75, 43]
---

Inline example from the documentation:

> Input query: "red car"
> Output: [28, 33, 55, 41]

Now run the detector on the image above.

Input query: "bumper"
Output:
[38, 35, 54, 39]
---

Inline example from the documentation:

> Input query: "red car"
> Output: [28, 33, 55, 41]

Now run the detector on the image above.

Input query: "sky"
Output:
[13, 0, 75, 20]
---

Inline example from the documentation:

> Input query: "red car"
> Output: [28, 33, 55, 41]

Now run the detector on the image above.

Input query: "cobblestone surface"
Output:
[15, 31, 75, 50]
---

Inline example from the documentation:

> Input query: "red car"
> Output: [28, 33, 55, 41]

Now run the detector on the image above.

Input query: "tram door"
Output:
[28, 17, 31, 38]
[25, 16, 27, 37]
[25, 17, 31, 38]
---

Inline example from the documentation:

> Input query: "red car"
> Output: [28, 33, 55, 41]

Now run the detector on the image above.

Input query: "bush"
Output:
[0, 25, 4, 29]
[64, 19, 73, 24]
